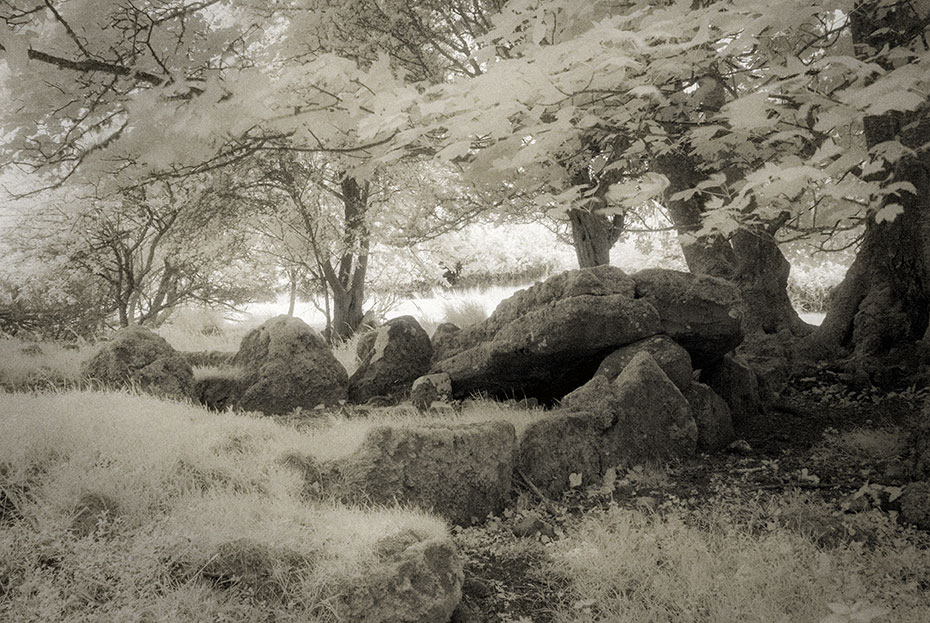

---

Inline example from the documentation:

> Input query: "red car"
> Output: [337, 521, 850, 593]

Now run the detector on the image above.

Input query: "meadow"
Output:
[2, 252, 928, 623]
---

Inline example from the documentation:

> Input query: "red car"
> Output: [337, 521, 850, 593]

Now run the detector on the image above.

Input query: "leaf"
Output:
[569, 472, 583, 488]
[874, 203, 903, 223]
[866, 90, 926, 116]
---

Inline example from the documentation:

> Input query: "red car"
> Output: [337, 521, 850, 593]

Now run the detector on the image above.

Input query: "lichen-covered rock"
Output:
[682, 382, 735, 452]
[81, 325, 194, 400]
[430, 323, 462, 363]
[516, 410, 606, 498]
[233, 315, 347, 414]
[431, 267, 660, 402]
[900, 481, 930, 530]
[324, 421, 516, 525]
[595, 334, 693, 390]
[349, 316, 433, 404]
[337, 530, 463, 623]
[520, 352, 697, 497]
[410, 373, 453, 411]
[632, 269, 744, 367]
[700, 353, 762, 425]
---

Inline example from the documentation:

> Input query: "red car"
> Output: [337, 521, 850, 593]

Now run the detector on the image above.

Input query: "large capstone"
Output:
[431, 266, 660, 402]
[631, 268, 744, 367]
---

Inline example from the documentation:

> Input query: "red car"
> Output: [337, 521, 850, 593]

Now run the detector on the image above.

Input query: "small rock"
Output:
[410, 373, 453, 412]
[899, 481, 930, 530]
[728, 439, 753, 455]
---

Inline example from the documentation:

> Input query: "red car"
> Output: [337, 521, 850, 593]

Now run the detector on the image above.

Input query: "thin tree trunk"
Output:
[328, 175, 370, 341]
[286, 269, 298, 317]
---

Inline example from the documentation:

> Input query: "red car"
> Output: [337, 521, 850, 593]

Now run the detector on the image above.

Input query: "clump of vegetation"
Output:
[441, 297, 489, 329]
[0, 337, 91, 391]
[0, 390, 450, 622]
[546, 495, 929, 623]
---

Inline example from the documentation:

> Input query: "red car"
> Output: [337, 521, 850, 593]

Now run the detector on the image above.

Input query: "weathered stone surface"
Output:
[632, 269, 744, 367]
[700, 353, 762, 425]
[337, 530, 464, 623]
[349, 316, 433, 403]
[81, 325, 194, 400]
[324, 421, 516, 525]
[410, 373, 453, 411]
[595, 334, 693, 390]
[594, 351, 697, 467]
[430, 323, 462, 363]
[682, 382, 735, 452]
[431, 267, 660, 401]
[193, 373, 243, 411]
[520, 352, 697, 497]
[233, 315, 348, 414]
[516, 410, 606, 498]
[900, 481, 930, 530]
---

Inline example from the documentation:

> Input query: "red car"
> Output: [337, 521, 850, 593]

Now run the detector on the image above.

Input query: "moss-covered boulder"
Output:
[233, 316, 348, 414]
[81, 325, 194, 400]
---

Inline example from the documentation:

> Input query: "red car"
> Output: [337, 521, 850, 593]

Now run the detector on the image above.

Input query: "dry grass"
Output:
[812, 427, 909, 463]
[0, 337, 91, 390]
[548, 495, 930, 623]
[0, 390, 449, 622]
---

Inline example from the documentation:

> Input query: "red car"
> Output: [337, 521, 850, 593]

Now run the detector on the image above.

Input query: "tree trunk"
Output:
[805, 3, 930, 361]
[568, 209, 623, 268]
[327, 175, 371, 342]
[286, 269, 298, 317]
[655, 149, 807, 336]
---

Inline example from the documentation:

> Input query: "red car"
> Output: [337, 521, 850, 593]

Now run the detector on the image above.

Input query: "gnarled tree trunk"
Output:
[326, 175, 370, 341]
[805, 2, 930, 363]
[655, 149, 808, 337]
[568, 209, 623, 268]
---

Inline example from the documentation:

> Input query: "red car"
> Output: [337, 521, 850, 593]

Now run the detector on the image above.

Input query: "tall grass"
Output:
[549, 497, 929, 623]
[0, 337, 90, 390]
[0, 390, 451, 622]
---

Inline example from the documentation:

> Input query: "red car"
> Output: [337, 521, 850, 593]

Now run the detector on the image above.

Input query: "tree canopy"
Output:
[2, 0, 929, 355]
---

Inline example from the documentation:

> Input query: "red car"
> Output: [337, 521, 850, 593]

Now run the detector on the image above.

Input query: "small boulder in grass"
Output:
[337, 530, 464, 623]
[322, 421, 516, 525]
[81, 325, 194, 400]
[233, 315, 348, 414]
[900, 481, 930, 530]
[595, 334, 693, 390]
[410, 373, 453, 412]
